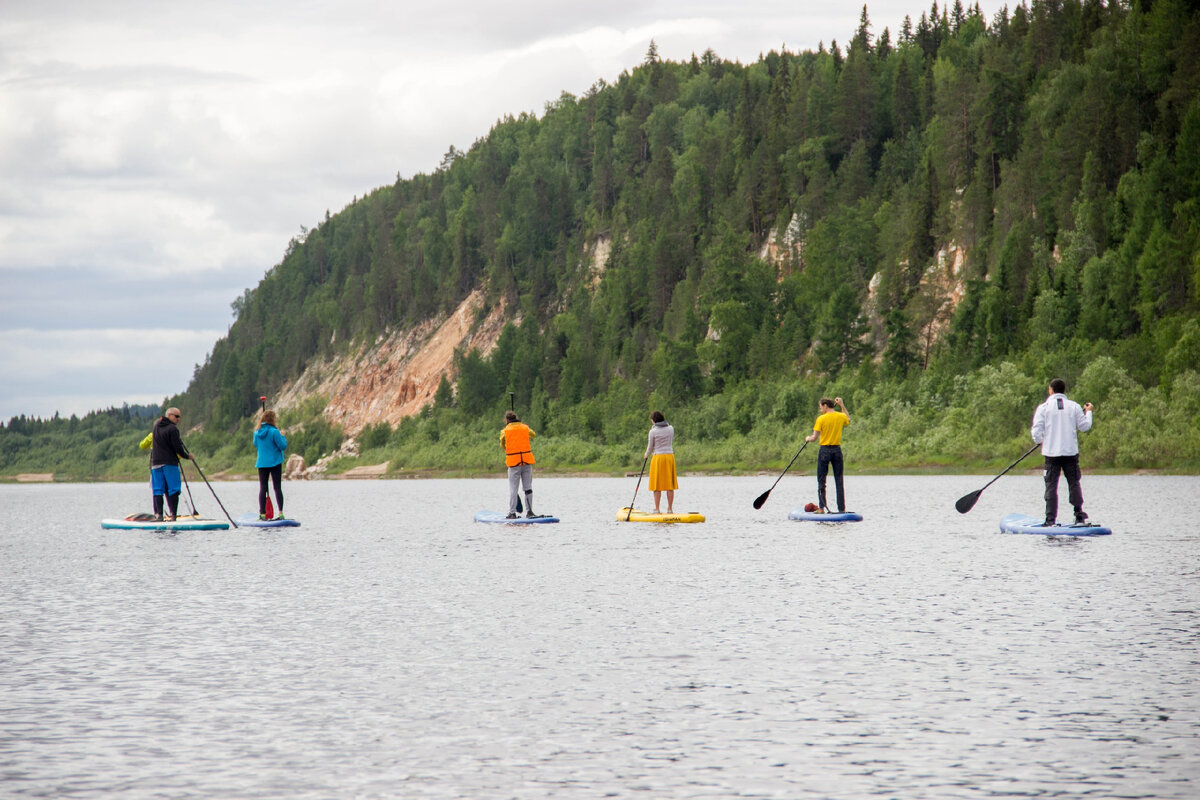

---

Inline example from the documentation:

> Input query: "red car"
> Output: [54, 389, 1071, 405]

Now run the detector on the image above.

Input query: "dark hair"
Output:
[504, 410, 518, 422]
[819, 397, 835, 409]
[650, 410, 665, 423]
[1050, 378, 1067, 394]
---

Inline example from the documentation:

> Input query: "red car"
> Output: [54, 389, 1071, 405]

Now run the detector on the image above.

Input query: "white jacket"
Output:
[1031, 393, 1092, 457]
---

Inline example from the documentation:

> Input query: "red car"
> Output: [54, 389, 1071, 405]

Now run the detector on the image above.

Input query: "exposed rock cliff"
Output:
[273, 289, 512, 434]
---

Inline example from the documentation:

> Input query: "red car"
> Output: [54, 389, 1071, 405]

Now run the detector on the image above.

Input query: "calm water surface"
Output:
[1, 475, 1198, 799]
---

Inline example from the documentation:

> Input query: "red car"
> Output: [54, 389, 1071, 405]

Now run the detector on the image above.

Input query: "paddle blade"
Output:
[955, 490, 981, 514]
[752, 490, 770, 509]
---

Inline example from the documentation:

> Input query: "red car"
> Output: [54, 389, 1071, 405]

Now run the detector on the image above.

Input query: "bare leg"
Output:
[666, 490, 674, 513]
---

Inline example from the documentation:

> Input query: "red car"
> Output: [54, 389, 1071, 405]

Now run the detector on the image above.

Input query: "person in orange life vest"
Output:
[499, 410, 537, 518]
[644, 410, 677, 514]
[804, 396, 850, 513]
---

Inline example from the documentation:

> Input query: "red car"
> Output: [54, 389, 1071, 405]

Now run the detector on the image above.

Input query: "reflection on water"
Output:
[2, 475, 1198, 798]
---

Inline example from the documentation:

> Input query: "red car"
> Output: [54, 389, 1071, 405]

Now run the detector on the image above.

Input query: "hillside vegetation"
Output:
[5, 0, 1200, 479]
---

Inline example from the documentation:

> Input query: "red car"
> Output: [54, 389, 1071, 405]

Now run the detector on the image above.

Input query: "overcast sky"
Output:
[0, 0, 1007, 423]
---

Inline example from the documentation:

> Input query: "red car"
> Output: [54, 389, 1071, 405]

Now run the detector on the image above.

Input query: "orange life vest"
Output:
[502, 422, 536, 467]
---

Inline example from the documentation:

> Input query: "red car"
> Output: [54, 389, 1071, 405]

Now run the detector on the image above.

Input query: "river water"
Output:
[2, 475, 1198, 799]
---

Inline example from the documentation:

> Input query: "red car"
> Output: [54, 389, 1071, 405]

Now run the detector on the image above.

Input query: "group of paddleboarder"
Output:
[141, 406, 287, 522]
[141, 376, 1095, 527]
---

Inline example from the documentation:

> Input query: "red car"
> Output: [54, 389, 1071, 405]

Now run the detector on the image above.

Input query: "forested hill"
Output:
[6, 0, 1199, 479]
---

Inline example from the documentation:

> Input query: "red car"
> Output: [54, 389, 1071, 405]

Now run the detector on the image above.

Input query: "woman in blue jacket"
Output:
[253, 409, 288, 520]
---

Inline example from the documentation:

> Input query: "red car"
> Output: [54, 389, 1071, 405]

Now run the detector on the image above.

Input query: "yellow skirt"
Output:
[648, 453, 678, 491]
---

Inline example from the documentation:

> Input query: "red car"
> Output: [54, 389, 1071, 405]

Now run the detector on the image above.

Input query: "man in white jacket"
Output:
[1031, 378, 1094, 526]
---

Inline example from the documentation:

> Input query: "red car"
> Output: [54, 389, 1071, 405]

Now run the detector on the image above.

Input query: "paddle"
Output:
[259, 395, 274, 519]
[179, 461, 199, 516]
[955, 442, 1041, 514]
[189, 454, 239, 528]
[752, 440, 809, 509]
[508, 392, 522, 514]
[625, 456, 648, 521]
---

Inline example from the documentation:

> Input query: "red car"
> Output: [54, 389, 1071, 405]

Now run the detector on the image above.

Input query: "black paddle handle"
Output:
[626, 456, 648, 521]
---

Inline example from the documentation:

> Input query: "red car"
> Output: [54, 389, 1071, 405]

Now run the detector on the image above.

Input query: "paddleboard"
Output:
[474, 511, 560, 524]
[101, 513, 230, 531]
[1000, 513, 1111, 536]
[788, 509, 863, 522]
[236, 513, 301, 528]
[616, 508, 705, 523]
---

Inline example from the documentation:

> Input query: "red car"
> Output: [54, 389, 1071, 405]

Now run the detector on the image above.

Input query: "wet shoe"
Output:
[505, 512, 517, 519]
[1074, 512, 1088, 524]
[526, 512, 536, 518]
[1042, 519, 1055, 527]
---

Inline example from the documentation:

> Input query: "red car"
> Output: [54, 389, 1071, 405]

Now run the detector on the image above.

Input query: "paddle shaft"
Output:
[178, 462, 198, 516]
[956, 442, 1041, 513]
[753, 440, 809, 509]
[190, 455, 239, 528]
[508, 392, 522, 514]
[626, 457, 648, 521]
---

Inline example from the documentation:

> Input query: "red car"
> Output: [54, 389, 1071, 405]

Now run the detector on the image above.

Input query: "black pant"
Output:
[816, 445, 845, 512]
[258, 465, 283, 514]
[1044, 455, 1083, 522]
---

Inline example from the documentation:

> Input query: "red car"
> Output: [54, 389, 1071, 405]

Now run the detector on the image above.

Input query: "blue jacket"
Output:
[253, 424, 288, 468]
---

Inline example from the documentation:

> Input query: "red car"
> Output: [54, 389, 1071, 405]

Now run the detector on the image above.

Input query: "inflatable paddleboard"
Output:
[788, 509, 863, 522]
[1000, 513, 1111, 536]
[101, 513, 230, 531]
[236, 513, 301, 528]
[475, 511, 560, 524]
[616, 508, 705, 523]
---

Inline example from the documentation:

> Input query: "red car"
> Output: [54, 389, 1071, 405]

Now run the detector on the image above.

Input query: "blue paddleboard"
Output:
[236, 513, 301, 528]
[788, 509, 863, 522]
[1000, 513, 1111, 536]
[475, 511, 559, 524]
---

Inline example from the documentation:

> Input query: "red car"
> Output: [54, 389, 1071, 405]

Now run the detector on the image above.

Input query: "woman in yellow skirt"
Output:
[644, 410, 678, 513]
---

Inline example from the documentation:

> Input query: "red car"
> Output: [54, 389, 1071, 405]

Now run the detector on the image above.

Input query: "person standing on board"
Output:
[804, 397, 851, 513]
[500, 410, 538, 518]
[644, 410, 678, 514]
[149, 407, 192, 521]
[1031, 378, 1093, 526]
[253, 409, 288, 520]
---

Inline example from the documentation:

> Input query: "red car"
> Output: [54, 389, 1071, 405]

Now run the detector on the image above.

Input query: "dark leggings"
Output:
[258, 465, 283, 514]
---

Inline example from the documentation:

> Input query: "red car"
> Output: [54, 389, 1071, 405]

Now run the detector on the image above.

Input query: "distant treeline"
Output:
[5, 0, 1200, 476]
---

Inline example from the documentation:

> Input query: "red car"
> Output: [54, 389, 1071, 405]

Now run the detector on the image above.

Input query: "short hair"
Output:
[1050, 378, 1067, 394]
[504, 410, 518, 422]
[650, 410, 665, 423]
[819, 397, 835, 409]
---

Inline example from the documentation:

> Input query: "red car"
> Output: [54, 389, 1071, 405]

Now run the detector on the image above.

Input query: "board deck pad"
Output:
[1000, 513, 1111, 536]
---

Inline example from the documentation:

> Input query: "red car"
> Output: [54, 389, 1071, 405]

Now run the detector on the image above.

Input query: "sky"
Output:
[0, 0, 1006, 423]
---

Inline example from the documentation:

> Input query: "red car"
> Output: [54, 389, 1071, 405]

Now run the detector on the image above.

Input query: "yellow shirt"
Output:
[813, 411, 850, 446]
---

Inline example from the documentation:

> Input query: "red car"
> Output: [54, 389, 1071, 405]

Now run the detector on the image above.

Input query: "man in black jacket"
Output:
[150, 407, 192, 520]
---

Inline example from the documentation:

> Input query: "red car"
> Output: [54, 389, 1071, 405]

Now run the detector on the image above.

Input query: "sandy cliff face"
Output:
[273, 289, 511, 434]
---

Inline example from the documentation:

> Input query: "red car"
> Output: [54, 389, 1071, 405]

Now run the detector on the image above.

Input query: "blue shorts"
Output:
[151, 464, 181, 495]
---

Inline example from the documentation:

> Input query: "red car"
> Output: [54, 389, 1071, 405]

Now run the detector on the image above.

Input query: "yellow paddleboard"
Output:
[616, 507, 705, 523]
